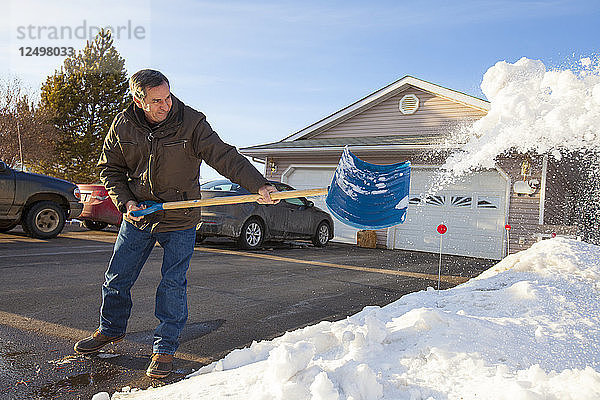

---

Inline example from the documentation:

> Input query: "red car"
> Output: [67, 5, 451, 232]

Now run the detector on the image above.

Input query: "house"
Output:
[240, 76, 578, 260]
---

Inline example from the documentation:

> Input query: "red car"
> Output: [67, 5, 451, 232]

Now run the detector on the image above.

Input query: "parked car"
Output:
[0, 160, 83, 238]
[197, 179, 334, 249]
[77, 184, 123, 230]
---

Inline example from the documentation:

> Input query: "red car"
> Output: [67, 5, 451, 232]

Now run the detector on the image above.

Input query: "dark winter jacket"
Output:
[98, 95, 268, 232]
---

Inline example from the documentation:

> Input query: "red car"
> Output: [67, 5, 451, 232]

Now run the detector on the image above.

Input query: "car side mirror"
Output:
[306, 200, 314, 208]
[0, 161, 8, 173]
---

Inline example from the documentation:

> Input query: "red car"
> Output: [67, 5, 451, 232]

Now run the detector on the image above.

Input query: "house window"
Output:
[477, 196, 499, 209]
[451, 196, 472, 208]
[425, 195, 445, 206]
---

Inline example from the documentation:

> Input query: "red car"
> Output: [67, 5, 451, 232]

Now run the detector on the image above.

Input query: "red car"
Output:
[77, 184, 122, 230]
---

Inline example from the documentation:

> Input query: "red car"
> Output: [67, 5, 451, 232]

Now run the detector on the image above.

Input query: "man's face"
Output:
[134, 81, 172, 123]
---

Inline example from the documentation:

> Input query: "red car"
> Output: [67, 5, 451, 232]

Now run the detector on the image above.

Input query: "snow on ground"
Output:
[102, 238, 600, 400]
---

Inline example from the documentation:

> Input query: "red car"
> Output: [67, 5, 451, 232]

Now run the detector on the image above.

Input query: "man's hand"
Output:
[126, 200, 146, 221]
[257, 184, 279, 205]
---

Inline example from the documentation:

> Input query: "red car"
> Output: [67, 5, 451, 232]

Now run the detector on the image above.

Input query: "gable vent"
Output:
[399, 94, 419, 115]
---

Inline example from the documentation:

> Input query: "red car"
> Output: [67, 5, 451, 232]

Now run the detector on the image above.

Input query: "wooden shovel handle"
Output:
[162, 188, 329, 210]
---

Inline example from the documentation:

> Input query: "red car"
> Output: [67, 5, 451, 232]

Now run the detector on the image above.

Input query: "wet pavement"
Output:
[0, 224, 495, 399]
[1, 323, 199, 399]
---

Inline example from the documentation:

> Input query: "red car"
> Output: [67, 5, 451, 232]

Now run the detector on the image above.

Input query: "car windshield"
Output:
[201, 180, 241, 191]
[273, 183, 294, 192]
[271, 182, 306, 205]
[201, 180, 295, 195]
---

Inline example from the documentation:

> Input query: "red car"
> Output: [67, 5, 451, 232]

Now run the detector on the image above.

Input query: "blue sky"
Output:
[3, 0, 600, 179]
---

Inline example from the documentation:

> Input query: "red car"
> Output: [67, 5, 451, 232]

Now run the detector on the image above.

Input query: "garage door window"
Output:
[477, 196, 500, 209]
[451, 196, 472, 208]
[409, 195, 422, 205]
[425, 195, 445, 206]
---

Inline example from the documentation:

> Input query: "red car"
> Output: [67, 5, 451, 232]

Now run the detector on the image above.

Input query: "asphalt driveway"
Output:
[0, 223, 495, 399]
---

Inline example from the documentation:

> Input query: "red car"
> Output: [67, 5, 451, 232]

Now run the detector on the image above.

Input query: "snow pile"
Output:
[111, 238, 600, 399]
[443, 56, 600, 176]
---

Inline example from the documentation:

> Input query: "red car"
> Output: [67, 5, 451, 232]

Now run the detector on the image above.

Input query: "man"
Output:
[74, 69, 278, 378]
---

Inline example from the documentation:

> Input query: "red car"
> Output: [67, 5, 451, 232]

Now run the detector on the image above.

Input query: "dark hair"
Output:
[129, 69, 170, 101]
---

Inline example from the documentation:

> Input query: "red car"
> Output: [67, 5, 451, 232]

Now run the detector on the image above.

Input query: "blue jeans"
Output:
[99, 220, 196, 355]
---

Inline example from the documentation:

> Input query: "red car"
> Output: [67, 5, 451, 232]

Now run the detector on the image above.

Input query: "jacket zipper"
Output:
[147, 132, 156, 194]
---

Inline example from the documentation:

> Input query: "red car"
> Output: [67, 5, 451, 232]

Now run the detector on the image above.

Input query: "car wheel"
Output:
[0, 221, 18, 232]
[83, 220, 108, 231]
[23, 201, 66, 239]
[312, 221, 331, 247]
[238, 218, 264, 249]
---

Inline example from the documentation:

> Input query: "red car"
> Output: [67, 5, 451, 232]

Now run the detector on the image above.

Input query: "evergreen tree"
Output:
[39, 28, 129, 182]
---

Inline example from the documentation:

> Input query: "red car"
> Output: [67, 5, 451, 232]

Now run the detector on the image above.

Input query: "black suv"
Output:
[0, 161, 83, 238]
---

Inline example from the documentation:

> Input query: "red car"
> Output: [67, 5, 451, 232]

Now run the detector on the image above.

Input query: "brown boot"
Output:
[74, 329, 125, 355]
[146, 353, 174, 378]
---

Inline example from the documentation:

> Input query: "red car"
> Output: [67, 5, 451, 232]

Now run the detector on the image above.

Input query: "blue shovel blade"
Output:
[325, 147, 411, 230]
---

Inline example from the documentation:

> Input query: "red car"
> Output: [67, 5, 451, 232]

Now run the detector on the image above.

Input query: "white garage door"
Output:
[283, 166, 359, 244]
[389, 168, 508, 259]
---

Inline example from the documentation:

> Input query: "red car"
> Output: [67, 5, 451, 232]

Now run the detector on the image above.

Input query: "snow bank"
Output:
[443, 56, 600, 177]
[111, 238, 600, 399]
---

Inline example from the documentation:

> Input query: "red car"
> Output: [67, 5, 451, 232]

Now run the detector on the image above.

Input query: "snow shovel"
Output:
[131, 147, 411, 229]
[324, 147, 411, 229]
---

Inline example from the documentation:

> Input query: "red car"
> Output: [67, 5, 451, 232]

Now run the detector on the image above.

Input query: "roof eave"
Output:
[241, 144, 461, 158]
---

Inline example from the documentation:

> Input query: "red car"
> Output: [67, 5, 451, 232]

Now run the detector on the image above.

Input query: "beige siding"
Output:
[497, 155, 579, 254]
[265, 157, 291, 182]
[497, 155, 544, 253]
[311, 87, 486, 140]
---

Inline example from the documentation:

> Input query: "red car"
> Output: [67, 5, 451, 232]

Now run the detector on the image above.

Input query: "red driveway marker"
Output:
[505, 224, 512, 256]
[436, 224, 447, 292]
